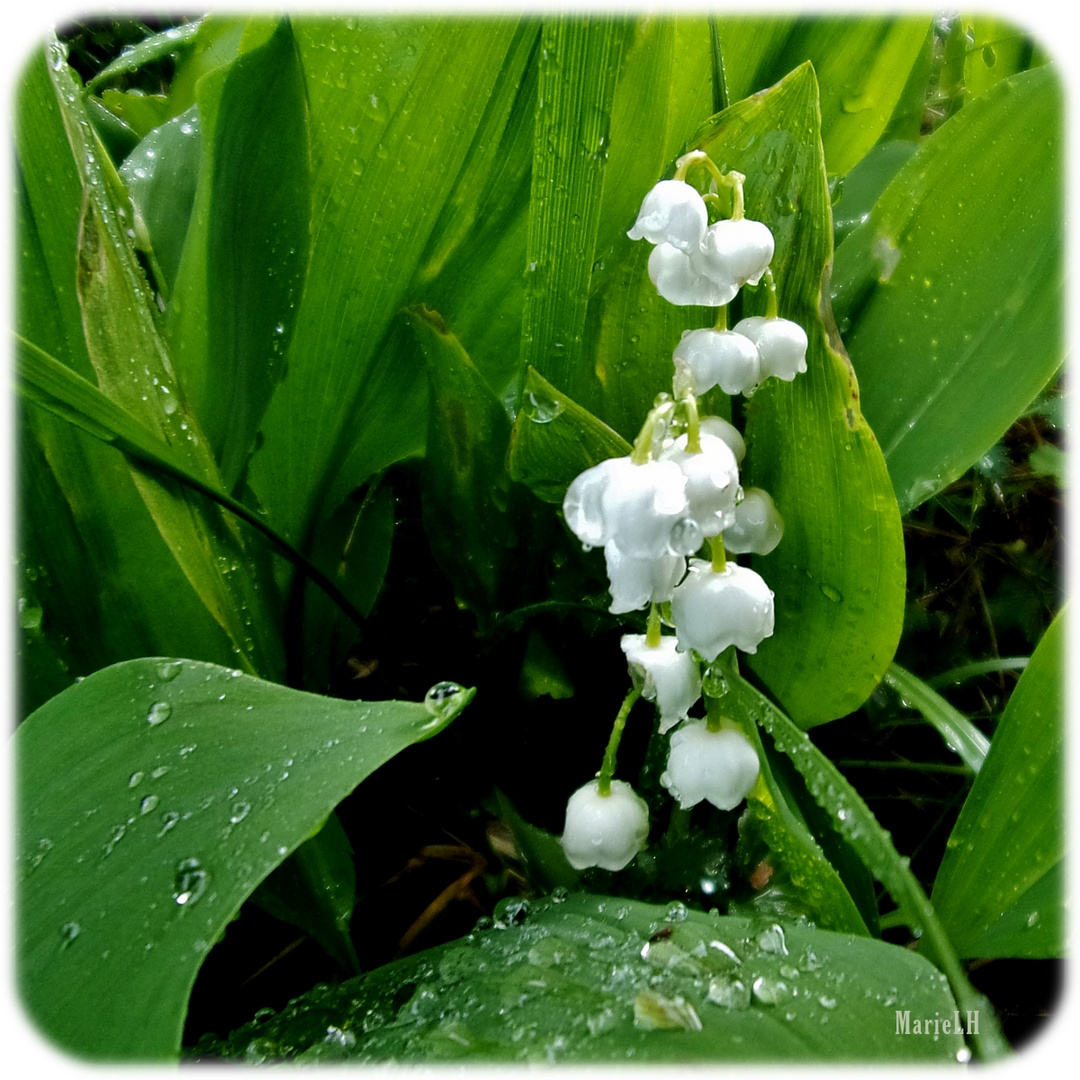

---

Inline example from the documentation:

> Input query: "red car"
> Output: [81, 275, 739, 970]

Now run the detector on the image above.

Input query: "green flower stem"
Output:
[682, 392, 701, 453]
[713, 305, 728, 330]
[705, 692, 725, 734]
[646, 603, 662, 648]
[597, 686, 643, 796]
[710, 535, 727, 573]
[763, 266, 779, 318]
[631, 399, 674, 464]
[674, 151, 744, 220]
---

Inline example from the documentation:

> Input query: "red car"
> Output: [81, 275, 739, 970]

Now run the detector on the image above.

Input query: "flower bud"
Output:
[672, 560, 775, 660]
[673, 327, 761, 396]
[724, 488, 784, 556]
[661, 433, 741, 538]
[627, 179, 708, 253]
[733, 316, 808, 382]
[604, 543, 685, 614]
[561, 778, 650, 871]
[648, 244, 738, 307]
[699, 415, 746, 464]
[699, 218, 774, 290]
[661, 721, 760, 810]
[621, 634, 702, 733]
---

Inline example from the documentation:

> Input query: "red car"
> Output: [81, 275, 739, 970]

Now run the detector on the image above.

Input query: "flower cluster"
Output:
[560, 152, 809, 872]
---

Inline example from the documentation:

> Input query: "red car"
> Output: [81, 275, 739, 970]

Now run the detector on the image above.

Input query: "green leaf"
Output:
[718, 15, 932, 175]
[508, 367, 631, 503]
[496, 790, 581, 894]
[832, 65, 1064, 513]
[194, 892, 964, 1063]
[691, 64, 906, 726]
[119, 106, 201, 298]
[960, 13, 1045, 103]
[248, 18, 522, 544]
[831, 139, 917, 245]
[881, 663, 989, 773]
[410, 306, 516, 619]
[931, 609, 1065, 958]
[165, 18, 310, 490]
[251, 812, 360, 973]
[520, 16, 626, 414]
[85, 19, 204, 91]
[16, 657, 474, 1060]
[735, 672, 1008, 1060]
[99, 89, 172, 139]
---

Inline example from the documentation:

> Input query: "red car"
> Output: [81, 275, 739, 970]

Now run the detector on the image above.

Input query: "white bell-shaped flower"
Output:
[661, 721, 760, 810]
[561, 778, 650, 871]
[673, 327, 761, 396]
[699, 415, 746, 464]
[627, 179, 708, 253]
[621, 633, 702, 733]
[733, 316, 808, 382]
[563, 456, 688, 559]
[661, 433, 741, 538]
[648, 244, 738, 307]
[724, 488, 784, 555]
[672, 559, 775, 660]
[605, 543, 685, 614]
[699, 218, 774, 291]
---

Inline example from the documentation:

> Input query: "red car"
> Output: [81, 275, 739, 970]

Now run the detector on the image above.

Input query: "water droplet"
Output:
[669, 517, 704, 556]
[956, 1048, 972, 1064]
[752, 975, 789, 1005]
[756, 923, 788, 955]
[526, 391, 564, 424]
[665, 901, 688, 923]
[146, 701, 172, 726]
[423, 681, 464, 718]
[159, 661, 182, 681]
[103, 824, 126, 855]
[550, 886, 569, 903]
[706, 973, 750, 1009]
[139, 795, 159, 815]
[1026, 911, 1040, 928]
[818, 994, 837, 1009]
[128, 771, 145, 788]
[229, 801, 251, 824]
[150, 766, 169, 779]
[493, 896, 531, 928]
[819, 584, 843, 603]
[633, 991, 702, 1030]
[173, 857, 208, 906]
[157, 811, 180, 838]
[59, 922, 80, 950]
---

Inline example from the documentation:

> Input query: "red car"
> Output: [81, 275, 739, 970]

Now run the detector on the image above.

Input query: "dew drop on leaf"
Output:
[146, 701, 172, 726]
[423, 681, 464, 718]
[173, 857, 208, 907]
[59, 922, 80, 950]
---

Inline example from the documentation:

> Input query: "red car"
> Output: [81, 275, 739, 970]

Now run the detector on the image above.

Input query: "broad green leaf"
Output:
[736, 671, 1008, 1060]
[193, 892, 963, 1063]
[85, 19, 204, 91]
[251, 812, 360, 973]
[831, 139, 917, 245]
[119, 106, 201, 298]
[99, 89, 172, 139]
[165, 19, 310, 489]
[249, 18, 521, 544]
[692, 65, 906, 725]
[881, 663, 989, 773]
[16, 657, 474, 1061]
[85, 94, 140, 161]
[519, 16, 626, 414]
[508, 367, 631, 504]
[717, 16, 932, 175]
[931, 610, 1064, 959]
[832, 65, 1063, 513]
[410, 307, 516, 619]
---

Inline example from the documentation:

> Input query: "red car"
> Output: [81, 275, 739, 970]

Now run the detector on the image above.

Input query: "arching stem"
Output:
[597, 686, 643, 796]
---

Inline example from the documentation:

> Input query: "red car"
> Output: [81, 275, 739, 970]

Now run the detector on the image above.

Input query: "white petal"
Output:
[673, 328, 761, 396]
[562, 457, 633, 548]
[661, 721, 760, 810]
[627, 179, 707, 252]
[661, 433, 741, 538]
[671, 560, 775, 660]
[733, 316, 808, 381]
[605, 543, 685, 613]
[724, 488, 784, 555]
[620, 633, 702, 732]
[599, 458, 688, 559]
[561, 779, 650, 871]
[700, 218, 774, 288]
[649, 244, 738, 307]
